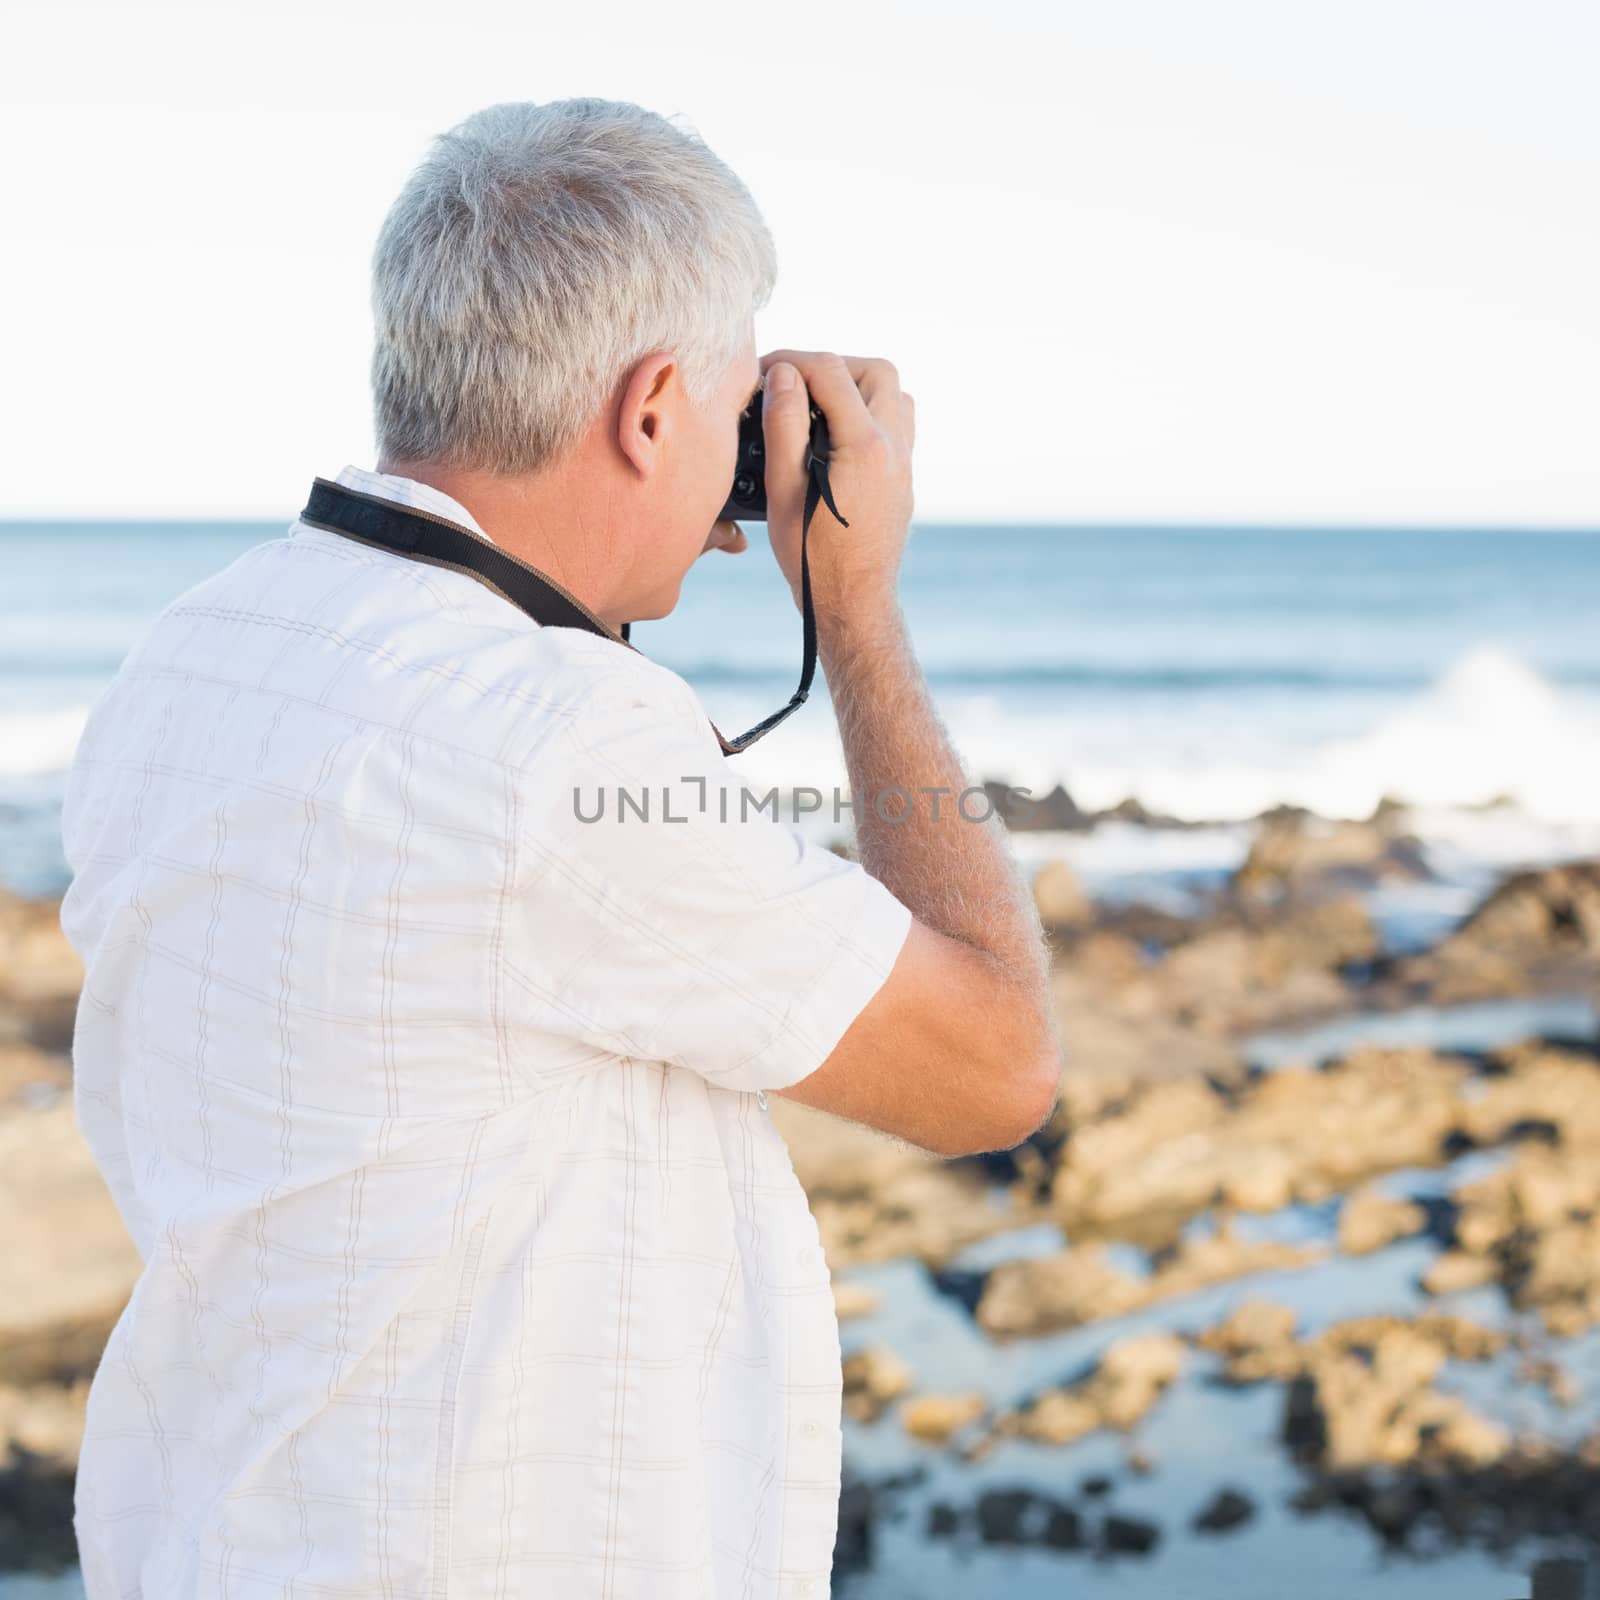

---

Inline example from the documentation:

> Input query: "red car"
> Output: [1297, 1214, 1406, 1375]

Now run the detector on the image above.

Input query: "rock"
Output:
[976, 1243, 1146, 1339]
[985, 781, 1089, 832]
[1099, 1331, 1186, 1389]
[1281, 1321, 1510, 1472]
[832, 1281, 881, 1321]
[775, 1094, 1028, 1269]
[1008, 1387, 1101, 1446]
[1519, 1357, 1581, 1408]
[1412, 861, 1600, 1002]
[975, 1487, 1047, 1544]
[1192, 1486, 1255, 1533]
[900, 1393, 986, 1444]
[1041, 1503, 1086, 1549]
[1196, 1298, 1300, 1381]
[1099, 1513, 1161, 1555]
[1234, 814, 1430, 903]
[1032, 861, 1092, 929]
[0, 1378, 92, 1469]
[1145, 1220, 1323, 1303]
[995, 1332, 1184, 1450]
[1338, 1185, 1426, 1255]
[0, 889, 82, 1052]
[1052, 1047, 1466, 1233]
[0, 1043, 71, 1114]
[1422, 1249, 1500, 1297]
[0, 1102, 143, 1386]
[841, 1345, 914, 1423]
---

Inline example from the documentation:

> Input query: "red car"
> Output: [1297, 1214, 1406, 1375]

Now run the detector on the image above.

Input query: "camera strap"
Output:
[297, 454, 847, 757]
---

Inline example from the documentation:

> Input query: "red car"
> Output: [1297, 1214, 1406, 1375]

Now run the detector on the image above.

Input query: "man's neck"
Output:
[377, 457, 630, 628]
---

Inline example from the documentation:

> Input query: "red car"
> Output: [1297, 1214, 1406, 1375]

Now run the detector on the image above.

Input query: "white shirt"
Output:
[59, 463, 912, 1600]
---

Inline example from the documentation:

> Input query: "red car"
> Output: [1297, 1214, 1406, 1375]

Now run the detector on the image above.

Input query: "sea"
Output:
[4, 518, 1599, 902]
[4, 521, 1600, 1596]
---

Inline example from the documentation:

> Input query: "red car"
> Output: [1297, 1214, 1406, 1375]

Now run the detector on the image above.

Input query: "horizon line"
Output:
[2, 515, 1599, 537]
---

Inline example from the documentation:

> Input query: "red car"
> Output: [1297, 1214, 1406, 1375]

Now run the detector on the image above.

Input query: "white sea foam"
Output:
[0, 704, 92, 778]
[7, 647, 1599, 849]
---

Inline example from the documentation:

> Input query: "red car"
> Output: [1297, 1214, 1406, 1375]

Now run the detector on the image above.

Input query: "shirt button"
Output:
[800, 1420, 821, 1437]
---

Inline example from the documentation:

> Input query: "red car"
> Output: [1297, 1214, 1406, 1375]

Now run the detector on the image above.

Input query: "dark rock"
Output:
[925, 1501, 961, 1539]
[976, 1487, 1045, 1545]
[832, 1473, 877, 1575]
[0, 1447, 78, 1573]
[1042, 1504, 1085, 1550]
[1192, 1486, 1256, 1533]
[1100, 1513, 1161, 1555]
[1079, 1473, 1113, 1498]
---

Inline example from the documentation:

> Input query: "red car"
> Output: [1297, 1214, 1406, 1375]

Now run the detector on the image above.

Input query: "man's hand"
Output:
[757, 350, 915, 635]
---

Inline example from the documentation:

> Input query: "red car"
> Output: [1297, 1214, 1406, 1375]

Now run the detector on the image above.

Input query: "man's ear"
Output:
[699, 520, 748, 557]
[616, 352, 677, 476]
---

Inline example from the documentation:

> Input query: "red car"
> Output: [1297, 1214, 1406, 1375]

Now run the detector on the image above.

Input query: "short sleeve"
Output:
[509, 657, 913, 1093]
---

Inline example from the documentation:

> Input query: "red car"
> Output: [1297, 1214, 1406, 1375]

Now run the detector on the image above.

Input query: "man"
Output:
[59, 97, 1057, 1598]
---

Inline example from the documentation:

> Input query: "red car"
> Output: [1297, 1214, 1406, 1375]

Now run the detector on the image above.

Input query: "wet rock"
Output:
[1338, 1185, 1427, 1255]
[986, 781, 1089, 832]
[976, 1242, 1147, 1338]
[1459, 1043, 1600, 1150]
[900, 1393, 986, 1444]
[1097, 1333, 1185, 1422]
[1100, 1512, 1161, 1555]
[1032, 861, 1092, 929]
[993, 1332, 1185, 1450]
[0, 1102, 142, 1387]
[831, 1471, 878, 1575]
[1192, 1486, 1255, 1533]
[1281, 1321, 1510, 1472]
[1042, 1503, 1086, 1549]
[1147, 1219, 1323, 1302]
[0, 1444, 79, 1574]
[1197, 1297, 1298, 1354]
[977, 1215, 1321, 1343]
[0, 889, 82, 1053]
[0, 1043, 70, 1114]
[841, 1346, 913, 1424]
[1411, 860, 1600, 1002]
[975, 1486, 1048, 1544]
[1422, 1249, 1501, 1296]
[1196, 1298, 1300, 1382]
[1052, 1047, 1465, 1232]
[1516, 1356, 1580, 1408]
[1148, 896, 1380, 1035]
[832, 1281, 881, 1321]
[1233, 813, 1430, 904]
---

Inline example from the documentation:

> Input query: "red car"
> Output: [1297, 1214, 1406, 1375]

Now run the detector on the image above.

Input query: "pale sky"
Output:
[5, 0, 1597, 526]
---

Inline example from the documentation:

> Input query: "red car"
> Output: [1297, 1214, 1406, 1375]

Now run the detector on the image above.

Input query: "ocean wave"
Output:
[6, 649, 1598, 832]
[0, 705, 92, 778]
[729, 647, 1600, 829]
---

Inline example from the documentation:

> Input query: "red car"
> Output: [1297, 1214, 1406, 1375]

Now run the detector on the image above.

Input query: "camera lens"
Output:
[734, 473, 756, 501]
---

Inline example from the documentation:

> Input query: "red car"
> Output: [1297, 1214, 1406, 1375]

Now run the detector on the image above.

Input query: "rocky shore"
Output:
[2, 802, 1599, 1586]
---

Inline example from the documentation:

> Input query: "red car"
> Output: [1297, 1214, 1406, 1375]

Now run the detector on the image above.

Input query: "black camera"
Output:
[716, 392, 834, 524]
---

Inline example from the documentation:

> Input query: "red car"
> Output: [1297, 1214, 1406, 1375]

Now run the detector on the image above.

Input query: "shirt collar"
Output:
[327, 464, 496, 547]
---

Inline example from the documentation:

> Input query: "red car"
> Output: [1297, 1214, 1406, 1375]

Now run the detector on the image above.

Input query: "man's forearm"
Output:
[821, 603, 1053, 1020]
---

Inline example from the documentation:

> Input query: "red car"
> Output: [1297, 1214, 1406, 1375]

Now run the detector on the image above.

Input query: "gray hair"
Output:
[370, 98, 777, 475]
